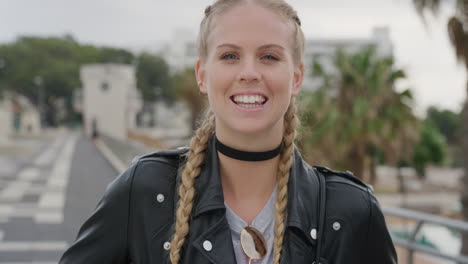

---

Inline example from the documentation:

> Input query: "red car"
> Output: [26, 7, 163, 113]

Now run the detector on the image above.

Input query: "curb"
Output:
[94, 138, 127, 174]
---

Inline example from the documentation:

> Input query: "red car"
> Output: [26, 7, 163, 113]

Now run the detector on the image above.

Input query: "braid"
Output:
[273, 98, 298, 264]
[204, 5, 212, 17]
[169, 111, 215, 264]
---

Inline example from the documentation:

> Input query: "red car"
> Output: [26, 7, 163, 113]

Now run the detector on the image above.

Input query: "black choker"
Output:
[215, 137, 282, 162]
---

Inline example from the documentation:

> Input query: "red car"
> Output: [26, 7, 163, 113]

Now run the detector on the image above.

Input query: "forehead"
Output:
[207, 3, 294, 53]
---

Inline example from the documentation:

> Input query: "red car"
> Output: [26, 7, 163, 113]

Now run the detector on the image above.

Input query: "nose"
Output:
[238, 59, 261, 84]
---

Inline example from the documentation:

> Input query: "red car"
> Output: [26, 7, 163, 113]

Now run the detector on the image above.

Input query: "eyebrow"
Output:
[215, 43, 285, 51]
[216, 43, 240, 50]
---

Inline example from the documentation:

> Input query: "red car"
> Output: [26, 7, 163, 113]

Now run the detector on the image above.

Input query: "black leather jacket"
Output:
[60, 136, 397, 264]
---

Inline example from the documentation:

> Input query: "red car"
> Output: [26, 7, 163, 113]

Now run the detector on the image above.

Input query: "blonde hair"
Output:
[170, 1, 303, 263]
[197, 0, 305, 64]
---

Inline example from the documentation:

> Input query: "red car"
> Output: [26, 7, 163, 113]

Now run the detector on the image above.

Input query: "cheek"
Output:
[206, 65, 234, 92]
[265, 68, 294, 93]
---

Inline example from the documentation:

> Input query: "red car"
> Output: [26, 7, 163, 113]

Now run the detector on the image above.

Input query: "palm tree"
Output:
[412, 0, 468, 255]
[299, 46, 419, 184]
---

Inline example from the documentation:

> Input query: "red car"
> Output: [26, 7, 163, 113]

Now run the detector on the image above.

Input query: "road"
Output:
[0, 130, 118, 263]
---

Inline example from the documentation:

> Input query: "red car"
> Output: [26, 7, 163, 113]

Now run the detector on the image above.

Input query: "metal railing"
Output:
[383, 206, 468, 264]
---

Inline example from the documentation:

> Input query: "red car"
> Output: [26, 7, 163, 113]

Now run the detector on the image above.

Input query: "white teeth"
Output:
[237, 103, 262, 108]
[233, 95, 266, 104]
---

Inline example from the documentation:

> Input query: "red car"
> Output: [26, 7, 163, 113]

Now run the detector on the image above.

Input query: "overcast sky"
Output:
[1, 0, 466, 115]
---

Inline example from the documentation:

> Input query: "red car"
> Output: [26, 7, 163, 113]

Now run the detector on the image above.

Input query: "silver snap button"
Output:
[203, 240, 213, 251]
[157, 194, 165, 203]
[163, 241, 171, 250]
[333, 221, 341, 231]
[310, 228, 317, 240]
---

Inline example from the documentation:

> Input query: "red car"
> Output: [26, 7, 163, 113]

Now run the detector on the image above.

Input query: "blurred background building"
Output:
[78, 64, 142, 140]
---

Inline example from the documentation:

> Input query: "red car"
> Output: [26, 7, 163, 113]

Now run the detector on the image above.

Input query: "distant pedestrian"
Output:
[91, 118, 98, 139]
[60, 1, 397, 263]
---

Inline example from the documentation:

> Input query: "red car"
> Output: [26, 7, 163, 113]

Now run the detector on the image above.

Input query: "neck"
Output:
[214, 119, 284, 218]
[219, 151, 278, 204]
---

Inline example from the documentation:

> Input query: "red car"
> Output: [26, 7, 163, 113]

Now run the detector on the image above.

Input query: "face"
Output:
[196, 3, 304, 138]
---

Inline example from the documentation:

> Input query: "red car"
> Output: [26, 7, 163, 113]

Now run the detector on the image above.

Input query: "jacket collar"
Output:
[192, 135, 320, 245]
[286, 148, 320, 246]
[192, 135, 226, 217]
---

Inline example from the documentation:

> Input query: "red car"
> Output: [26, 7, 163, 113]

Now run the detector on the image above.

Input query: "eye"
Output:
[220, 53, 238, 60]
[261, 54, 279, 61]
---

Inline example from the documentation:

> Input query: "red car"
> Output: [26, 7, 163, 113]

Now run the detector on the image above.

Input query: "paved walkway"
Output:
[99, 134, 151, 169]
[0, 129, 117, 263]
[0, 130, 74, 262]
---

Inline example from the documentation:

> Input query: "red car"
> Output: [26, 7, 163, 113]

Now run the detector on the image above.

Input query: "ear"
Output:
[291, 62, 304, 96]
[195, 59, 207, 94]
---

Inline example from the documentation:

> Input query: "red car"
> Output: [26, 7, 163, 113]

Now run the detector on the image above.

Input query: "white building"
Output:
[0, 92, 41, 144]
[161, 27, 393, 91]
[303, 27, 393, 90]
[0, 97, 13, 144]
[14, 95, 41, 134]
[80, 64, 143, 140]
[159, 29, 198, 74]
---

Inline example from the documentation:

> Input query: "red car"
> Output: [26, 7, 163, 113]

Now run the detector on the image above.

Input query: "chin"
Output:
[227, 118, 281, 136]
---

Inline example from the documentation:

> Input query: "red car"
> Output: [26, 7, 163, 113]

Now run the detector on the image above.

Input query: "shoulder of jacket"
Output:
[124, 147, 190, 192]
[312, 165, 374, 193]
[130, 146, 190, 167]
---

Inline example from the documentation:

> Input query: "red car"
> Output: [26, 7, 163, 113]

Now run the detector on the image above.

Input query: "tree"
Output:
[0, 35, 137, 126]
[0, 37, 80, 102]
[412, 0, 468, 254]
[136, 53, 172, 102]
[426, 106, 461, 145]
[425, 106, 462, 166]
[0, 37, 83, 126]
[412, 119, 447, 177]
[299, 46, 419, 184]
[171, 68, 206, 130]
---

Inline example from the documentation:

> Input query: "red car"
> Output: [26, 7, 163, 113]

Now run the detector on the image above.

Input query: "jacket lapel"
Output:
[189, 135, 236, 264]
[281, 149, 321, 263]
[192, 135, 225, 217]
[191, 213, 237, 264]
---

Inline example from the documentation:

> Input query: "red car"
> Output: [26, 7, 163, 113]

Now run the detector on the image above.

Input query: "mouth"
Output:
[230, 94, 268, 109]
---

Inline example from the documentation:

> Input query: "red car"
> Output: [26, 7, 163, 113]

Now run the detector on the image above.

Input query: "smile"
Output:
[230, 95, 268, 109]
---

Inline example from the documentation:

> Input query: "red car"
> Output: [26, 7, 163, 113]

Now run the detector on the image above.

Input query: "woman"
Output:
[60, 0, 397, 263]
